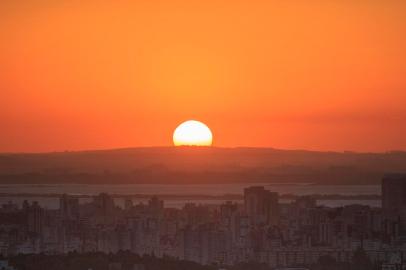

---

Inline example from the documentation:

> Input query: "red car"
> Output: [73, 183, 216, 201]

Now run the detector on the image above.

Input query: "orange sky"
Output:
[1, 1, 406, 152]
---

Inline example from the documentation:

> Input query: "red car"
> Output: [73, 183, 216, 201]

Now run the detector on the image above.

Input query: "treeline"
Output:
[6, 252, 216, 270]
[4, 248, 382, 270]
[231, 249, 380, 270]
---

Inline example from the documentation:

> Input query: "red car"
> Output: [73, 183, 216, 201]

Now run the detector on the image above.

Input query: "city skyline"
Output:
[0, 176, 405, 269]
[1, 1, 406, 269]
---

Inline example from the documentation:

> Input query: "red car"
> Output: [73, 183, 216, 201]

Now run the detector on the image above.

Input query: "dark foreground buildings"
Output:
[382, 174, 406, 236]
[0, 175, 405, 269]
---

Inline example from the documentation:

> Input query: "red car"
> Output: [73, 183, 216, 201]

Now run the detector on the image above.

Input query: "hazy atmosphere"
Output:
[1, 1, 406, 270]
[1, 1, 406, 152]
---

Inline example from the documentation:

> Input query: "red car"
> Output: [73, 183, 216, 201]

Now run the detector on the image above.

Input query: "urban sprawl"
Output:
[0, 175, 405, 270]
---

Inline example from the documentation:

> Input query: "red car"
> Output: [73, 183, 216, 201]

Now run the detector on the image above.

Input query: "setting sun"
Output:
[173, 120, 213, 146]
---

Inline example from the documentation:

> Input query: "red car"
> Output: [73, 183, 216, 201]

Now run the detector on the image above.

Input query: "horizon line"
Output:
[1, 145, 405, 155]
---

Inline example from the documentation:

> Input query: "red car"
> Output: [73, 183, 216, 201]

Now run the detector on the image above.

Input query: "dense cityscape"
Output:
[0, 174, 405, 270]
[3, 0, 406, 269]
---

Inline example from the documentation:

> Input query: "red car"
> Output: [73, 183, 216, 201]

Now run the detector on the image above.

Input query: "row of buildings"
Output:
[0, 174, 405, 268]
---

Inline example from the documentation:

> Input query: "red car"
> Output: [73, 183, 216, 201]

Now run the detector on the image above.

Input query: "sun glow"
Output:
[173, 120, 213, 146]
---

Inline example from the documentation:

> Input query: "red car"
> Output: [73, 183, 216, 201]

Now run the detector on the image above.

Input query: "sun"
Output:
[173, 120, 213, 146]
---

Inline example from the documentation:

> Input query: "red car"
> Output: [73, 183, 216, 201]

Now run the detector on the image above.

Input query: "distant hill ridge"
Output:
[0, 147, 405, 184]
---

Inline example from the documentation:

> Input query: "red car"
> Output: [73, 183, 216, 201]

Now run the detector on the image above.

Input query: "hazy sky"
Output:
[1, 1, 406, 152]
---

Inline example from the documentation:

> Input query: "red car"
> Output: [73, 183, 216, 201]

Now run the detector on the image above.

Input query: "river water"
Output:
[0, 183, 381, 209]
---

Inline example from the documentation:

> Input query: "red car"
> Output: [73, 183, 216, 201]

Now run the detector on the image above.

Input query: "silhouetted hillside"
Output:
[0, 147, 405, 184]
